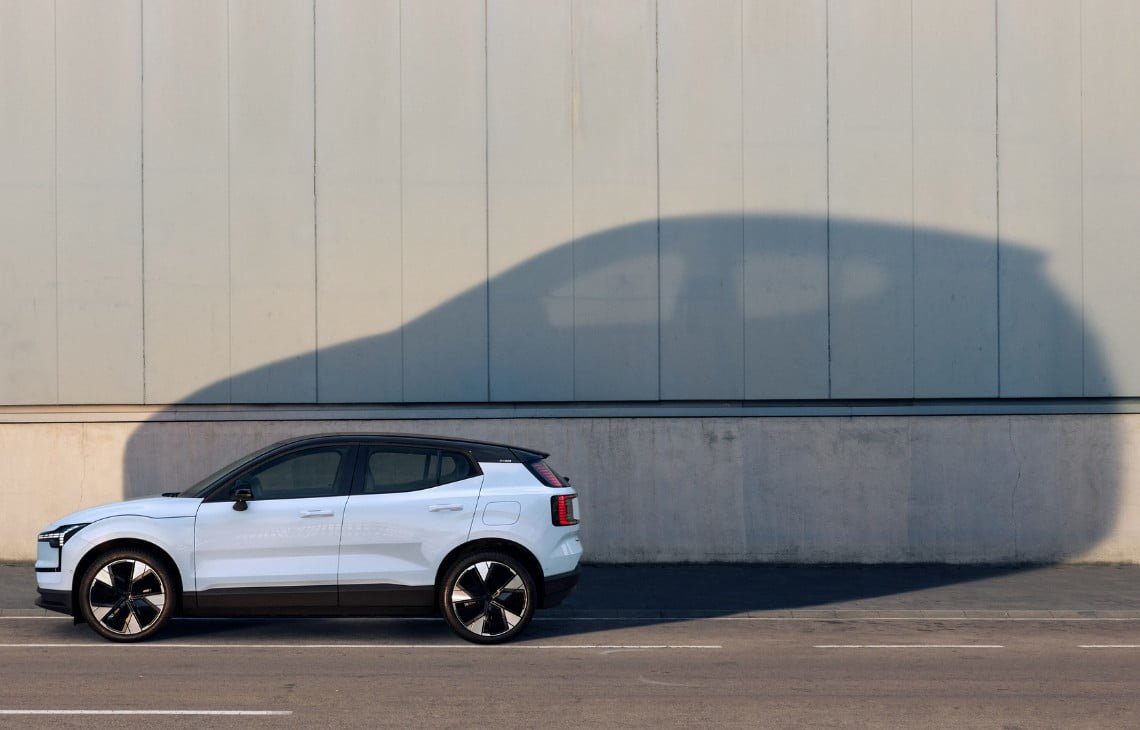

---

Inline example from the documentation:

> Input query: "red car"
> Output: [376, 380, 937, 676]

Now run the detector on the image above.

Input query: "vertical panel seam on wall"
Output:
[994, 0, 1001, 397]
[484, 0, 491, 401]
[655, 0, 662, 401]
[739, 0, 745, 398]
[140, 0, 147, 403]
[1079, 0, 1086, 395]
[312, 0, 319, 402]
[909, 0, 915, 398]
[53, 0, 60, 403]
[398, 0, 405, 403]
[569, 0, 577, 401]
[824, 0, 832, 399]
[226, 0, 233, 402]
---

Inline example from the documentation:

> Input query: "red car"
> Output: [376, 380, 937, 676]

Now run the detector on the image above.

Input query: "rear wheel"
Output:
[78, 549, 175, 642]
[441, 551, 536, 644]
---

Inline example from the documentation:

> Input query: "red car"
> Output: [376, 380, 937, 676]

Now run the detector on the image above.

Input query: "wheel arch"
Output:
[71, 538, 184, 620]
[435, 538, 546, 608]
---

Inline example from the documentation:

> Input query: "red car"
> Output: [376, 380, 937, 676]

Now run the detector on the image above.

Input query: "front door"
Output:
[193, 444, 355, 610]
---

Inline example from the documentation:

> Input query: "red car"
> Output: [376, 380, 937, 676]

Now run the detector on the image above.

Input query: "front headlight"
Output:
[36, 523, 89, 549]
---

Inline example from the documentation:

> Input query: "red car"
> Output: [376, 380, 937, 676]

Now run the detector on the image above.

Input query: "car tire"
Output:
[440, 551, 536, 644]
[78, 548, 175, 642]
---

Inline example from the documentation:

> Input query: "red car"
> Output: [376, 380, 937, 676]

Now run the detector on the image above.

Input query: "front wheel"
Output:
[78, 549, 175, 642]
[441, 552, 536, 644]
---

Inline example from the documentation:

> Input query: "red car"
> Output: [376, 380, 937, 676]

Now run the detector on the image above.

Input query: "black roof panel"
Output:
[260, 432, 549, 462]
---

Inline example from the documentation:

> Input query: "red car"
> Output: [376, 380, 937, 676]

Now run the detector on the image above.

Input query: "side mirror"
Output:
[231, 482, 254, 512]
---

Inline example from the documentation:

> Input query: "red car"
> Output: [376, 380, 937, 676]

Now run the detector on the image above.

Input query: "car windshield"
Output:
[177, 442, 282, 498]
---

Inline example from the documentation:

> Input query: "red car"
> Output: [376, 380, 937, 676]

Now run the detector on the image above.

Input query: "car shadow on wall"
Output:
[120, 213, 1119, 633]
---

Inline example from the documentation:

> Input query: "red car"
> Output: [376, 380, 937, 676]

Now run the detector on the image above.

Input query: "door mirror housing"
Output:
[231, 482, 254, 511]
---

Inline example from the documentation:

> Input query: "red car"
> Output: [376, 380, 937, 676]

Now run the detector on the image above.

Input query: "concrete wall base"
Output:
[3, 413, 1138, 563]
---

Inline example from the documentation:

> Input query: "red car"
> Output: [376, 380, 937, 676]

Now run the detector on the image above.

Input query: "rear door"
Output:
[338, 445, 482, 607]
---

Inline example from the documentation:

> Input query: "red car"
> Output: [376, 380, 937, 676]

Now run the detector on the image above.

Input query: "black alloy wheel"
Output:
[78, 548, 175, 642]
[441, 551, 536, 644]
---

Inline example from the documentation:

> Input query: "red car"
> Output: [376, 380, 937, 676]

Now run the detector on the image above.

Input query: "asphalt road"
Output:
[5, 564, 1140, 727]
[2, 614, 1140, 727]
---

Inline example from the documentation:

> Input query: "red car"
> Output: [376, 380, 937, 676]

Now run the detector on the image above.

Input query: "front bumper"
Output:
[541, 567, 580, 608]
[36, 587, 73, 616]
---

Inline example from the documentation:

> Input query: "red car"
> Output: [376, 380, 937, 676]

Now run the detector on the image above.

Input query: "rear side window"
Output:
[361, 448, 475, 494]
[439, 452, 474, 485]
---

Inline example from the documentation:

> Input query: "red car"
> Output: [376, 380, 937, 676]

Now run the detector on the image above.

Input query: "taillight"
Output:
[527, 460, 567, 487]
[551, 494, 579, 526]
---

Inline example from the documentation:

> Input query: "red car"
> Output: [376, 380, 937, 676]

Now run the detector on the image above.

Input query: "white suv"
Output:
[35, 434, 582, 644]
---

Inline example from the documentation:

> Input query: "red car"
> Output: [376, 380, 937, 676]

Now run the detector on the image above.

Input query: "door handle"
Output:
[428, 504, 463, 512]
[300, 509, 335, 518]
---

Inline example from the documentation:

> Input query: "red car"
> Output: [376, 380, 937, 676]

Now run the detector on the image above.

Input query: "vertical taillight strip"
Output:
[551, 494, 579, 526]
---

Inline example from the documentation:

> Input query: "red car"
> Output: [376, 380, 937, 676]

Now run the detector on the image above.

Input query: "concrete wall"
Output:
[2, 412, 1138, 563]
[3, 0, 1139, 405]
[3, 1, 1140, 565]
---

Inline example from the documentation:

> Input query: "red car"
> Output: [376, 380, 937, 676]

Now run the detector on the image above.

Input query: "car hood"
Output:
[42, 495, 201, 530]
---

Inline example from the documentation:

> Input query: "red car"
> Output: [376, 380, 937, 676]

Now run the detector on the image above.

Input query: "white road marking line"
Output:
[533, 615, 1140, 622]
[814, 644, 1004, 649]
[1079, 645, 1140, 648]
[0, 710, 291, 716]
[0, 642, 720, 650]
[709, 616, 1140, 621]
[636, 676, 699, 688]
[538, 645, 721, 649]
[0, 615, 436, 621]
[6, 615, 1140, 622]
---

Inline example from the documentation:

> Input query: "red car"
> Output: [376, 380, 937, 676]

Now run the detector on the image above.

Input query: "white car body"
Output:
[36, 434, 582, 643]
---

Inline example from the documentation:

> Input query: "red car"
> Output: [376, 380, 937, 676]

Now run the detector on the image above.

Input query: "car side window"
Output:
[361, 448, 475, 494]
[438, 452, 473, 485]
[241, 447, 348, 500]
